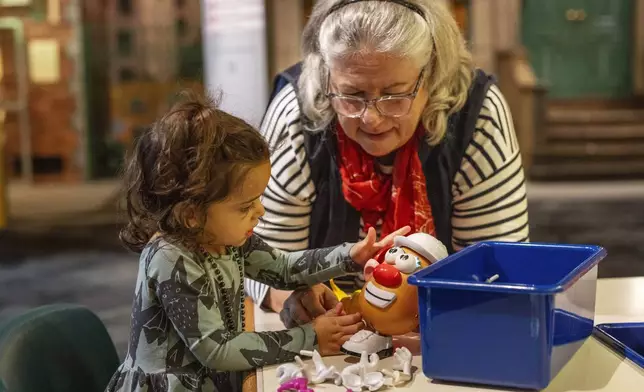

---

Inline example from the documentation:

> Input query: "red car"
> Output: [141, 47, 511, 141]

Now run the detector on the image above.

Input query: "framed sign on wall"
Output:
[0, 0, 32, 6]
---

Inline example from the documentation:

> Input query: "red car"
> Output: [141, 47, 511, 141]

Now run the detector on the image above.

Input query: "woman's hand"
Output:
[349, 226, 411, 265]
[278, 284, 340, 328]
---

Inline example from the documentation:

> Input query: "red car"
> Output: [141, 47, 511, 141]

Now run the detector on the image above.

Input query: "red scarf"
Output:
[336, 124, 436, 237]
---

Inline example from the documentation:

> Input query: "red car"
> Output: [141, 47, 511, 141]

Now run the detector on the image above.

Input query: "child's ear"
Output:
[182, 204, 200, 228]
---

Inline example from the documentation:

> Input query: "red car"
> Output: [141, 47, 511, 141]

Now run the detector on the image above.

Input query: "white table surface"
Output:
[255, 277, 644, 391]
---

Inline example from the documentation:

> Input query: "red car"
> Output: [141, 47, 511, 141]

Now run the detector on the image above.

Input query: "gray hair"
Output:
[299, 0, 474, 145]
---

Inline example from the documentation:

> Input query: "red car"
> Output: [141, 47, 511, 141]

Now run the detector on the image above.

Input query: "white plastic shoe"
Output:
[341, 330, 393, 358]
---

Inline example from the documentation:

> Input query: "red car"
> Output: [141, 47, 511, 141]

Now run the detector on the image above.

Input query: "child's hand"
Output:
[312, 303, 364, 356]
[349, 226, 411, 265]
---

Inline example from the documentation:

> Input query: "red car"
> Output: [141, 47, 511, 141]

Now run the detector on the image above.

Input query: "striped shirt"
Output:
[245, 82, 530, 304]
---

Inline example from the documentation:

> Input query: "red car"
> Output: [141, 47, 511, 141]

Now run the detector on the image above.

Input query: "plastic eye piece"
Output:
[385, 247, 403, 264]
[395, 254, 420, 274]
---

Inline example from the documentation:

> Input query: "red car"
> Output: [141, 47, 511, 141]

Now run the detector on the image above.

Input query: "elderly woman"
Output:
[248, 0, 529, 327]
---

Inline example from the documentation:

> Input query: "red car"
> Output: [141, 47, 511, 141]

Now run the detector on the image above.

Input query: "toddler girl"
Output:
[105, 93, 409, 392]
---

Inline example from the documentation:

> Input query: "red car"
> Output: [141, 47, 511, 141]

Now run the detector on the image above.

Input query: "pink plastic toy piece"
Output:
[277, 376, 314, 392]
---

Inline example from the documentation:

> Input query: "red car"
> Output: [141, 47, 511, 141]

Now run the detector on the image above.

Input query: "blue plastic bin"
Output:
[594, 323, 644, 369]
[407, 241, 607, 390]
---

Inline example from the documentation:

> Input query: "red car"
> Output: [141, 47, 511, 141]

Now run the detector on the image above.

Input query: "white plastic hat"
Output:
[394, 232, 448, 264]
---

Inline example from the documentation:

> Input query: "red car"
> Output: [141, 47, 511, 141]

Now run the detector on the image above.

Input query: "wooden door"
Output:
[82, 0, 112, 179]
[522, 0, 633, 99]
[451, 0, 469, 39]
[302, 0, 314, 27]
[0, 33, 8, 228]
[0, 27, 19, 182]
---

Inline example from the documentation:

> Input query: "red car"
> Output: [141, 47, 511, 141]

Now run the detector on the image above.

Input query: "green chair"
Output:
[0, 304, 120, 392]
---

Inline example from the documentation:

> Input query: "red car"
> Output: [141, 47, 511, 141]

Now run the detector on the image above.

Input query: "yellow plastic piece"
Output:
[329, 279, 362, 301]
[329, 279, 349, 300]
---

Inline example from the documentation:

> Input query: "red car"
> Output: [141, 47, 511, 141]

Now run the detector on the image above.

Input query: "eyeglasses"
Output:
[326, 69, 425, 118]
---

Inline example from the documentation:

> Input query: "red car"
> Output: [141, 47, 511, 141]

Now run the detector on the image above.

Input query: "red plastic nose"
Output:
[373, 263, 402, 288]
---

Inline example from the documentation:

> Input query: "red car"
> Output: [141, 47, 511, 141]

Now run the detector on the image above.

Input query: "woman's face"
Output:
[328, 53, 428, 157]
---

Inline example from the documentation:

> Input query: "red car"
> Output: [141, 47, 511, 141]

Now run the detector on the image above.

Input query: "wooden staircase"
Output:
[530, 102, 644, 181]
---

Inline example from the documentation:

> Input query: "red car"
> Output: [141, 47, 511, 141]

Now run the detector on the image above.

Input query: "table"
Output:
[249, 277, 644, 391]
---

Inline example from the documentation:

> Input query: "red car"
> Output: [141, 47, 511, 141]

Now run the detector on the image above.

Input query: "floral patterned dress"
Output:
[105, 234, 360, 392]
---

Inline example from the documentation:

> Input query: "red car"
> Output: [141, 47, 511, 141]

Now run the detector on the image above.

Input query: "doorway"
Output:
[522, 0, 634, 99]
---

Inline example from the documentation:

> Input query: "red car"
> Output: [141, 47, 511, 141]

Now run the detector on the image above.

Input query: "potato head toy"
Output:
[332, 232, 448, 358]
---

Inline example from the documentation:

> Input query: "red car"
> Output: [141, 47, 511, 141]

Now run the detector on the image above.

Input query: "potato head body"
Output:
[337, 232, 449, 357]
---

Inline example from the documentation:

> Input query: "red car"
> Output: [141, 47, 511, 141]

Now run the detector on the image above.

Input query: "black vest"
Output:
[267, 64, 495, 254]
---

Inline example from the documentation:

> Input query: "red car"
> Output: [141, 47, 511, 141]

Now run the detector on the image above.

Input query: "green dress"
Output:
[105, 234, 360, 392]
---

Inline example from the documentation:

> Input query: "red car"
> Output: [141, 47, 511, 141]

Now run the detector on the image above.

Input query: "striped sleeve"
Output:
[244, 83, 317, 304]
[451, 84, 530, 251]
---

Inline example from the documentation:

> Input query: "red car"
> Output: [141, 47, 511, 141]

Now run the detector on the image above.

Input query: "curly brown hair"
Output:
[120, 91, 270, 253]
